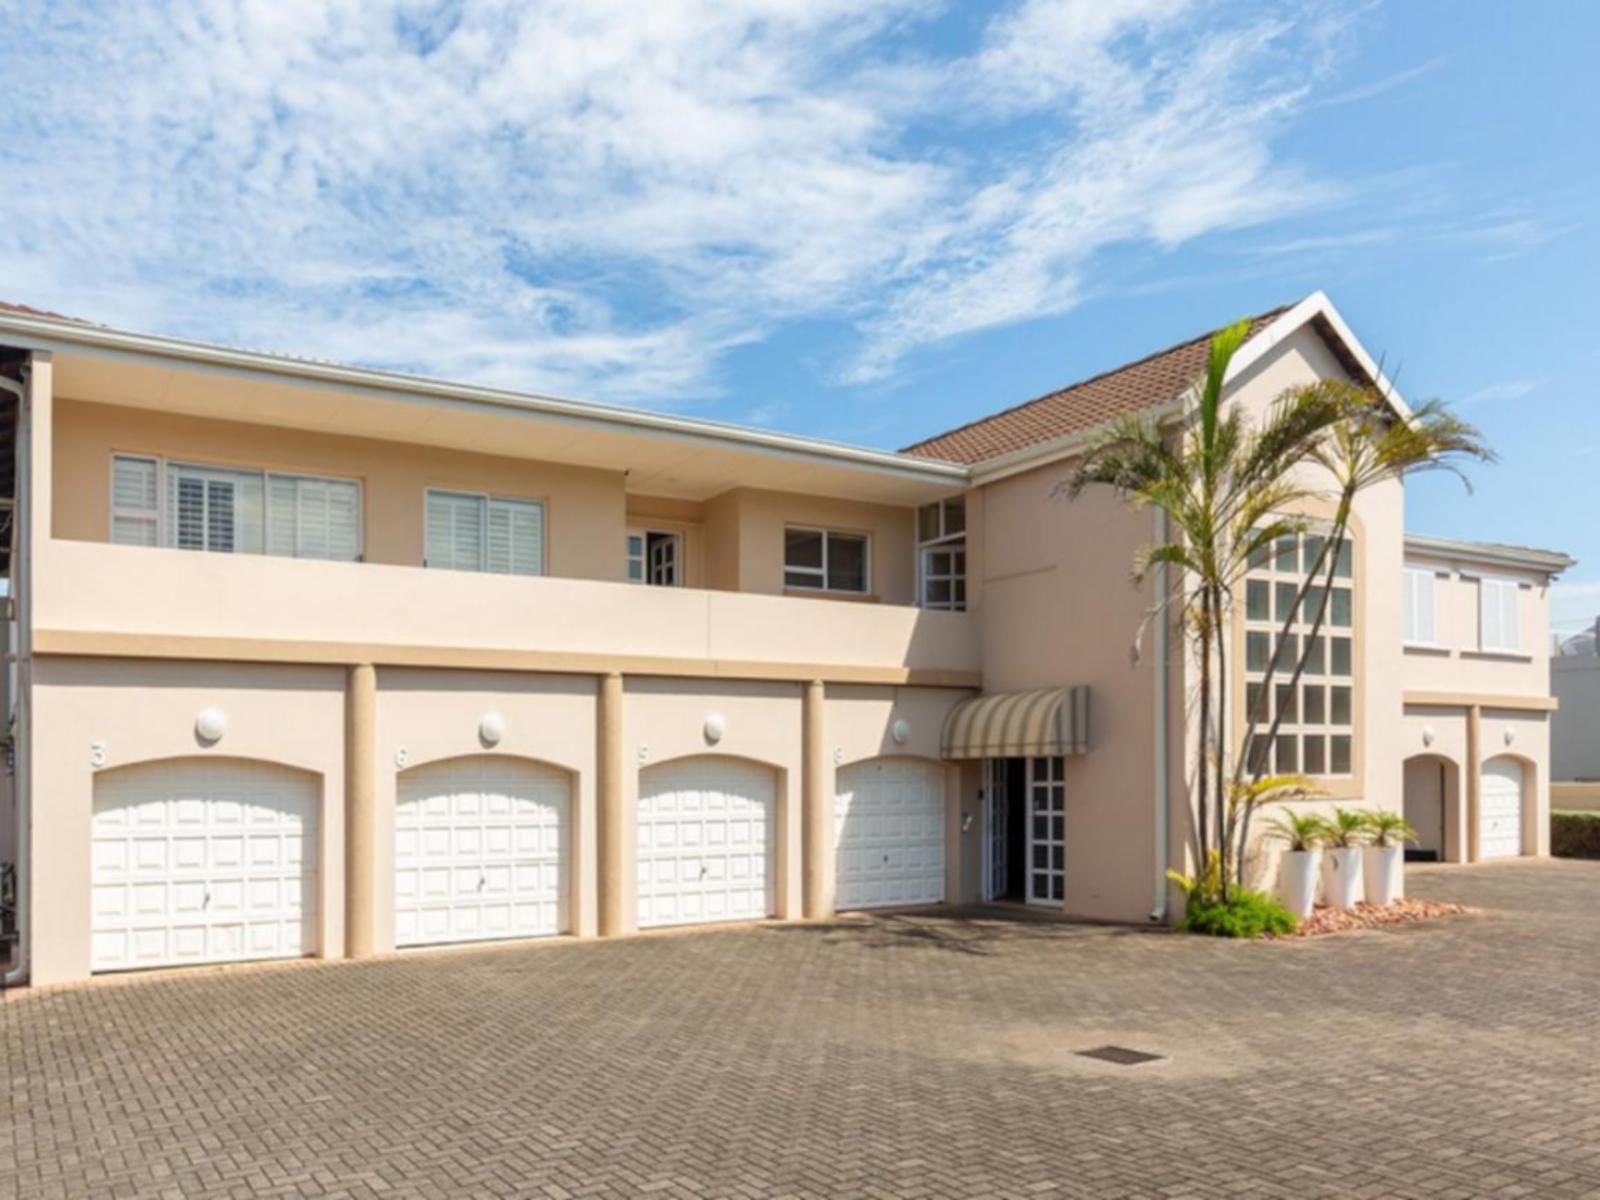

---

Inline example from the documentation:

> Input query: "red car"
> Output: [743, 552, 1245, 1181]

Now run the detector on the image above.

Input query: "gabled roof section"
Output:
[901, 292, 1404, 474]
[901, 306, 1290, 465]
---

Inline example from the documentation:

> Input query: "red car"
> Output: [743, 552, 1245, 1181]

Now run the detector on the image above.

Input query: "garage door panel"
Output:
[395, 756, 570, 947]
[92, 759, 319, 973]
[637, 757, 775, 929]
[835, 759, 945, 911]
[1479, 758, 1525, 859]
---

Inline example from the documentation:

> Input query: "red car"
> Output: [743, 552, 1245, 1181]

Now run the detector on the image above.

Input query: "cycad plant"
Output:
[1070, 321, 1342, 899]
[1265, 808, 1330, 853]
[1324, 807, 1370, 849]
[1360, 810, 1417, 848]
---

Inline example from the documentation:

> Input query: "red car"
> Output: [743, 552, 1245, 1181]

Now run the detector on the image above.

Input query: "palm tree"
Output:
[1228, 383, 1492, 882]
[1068, 321, 1341, 894]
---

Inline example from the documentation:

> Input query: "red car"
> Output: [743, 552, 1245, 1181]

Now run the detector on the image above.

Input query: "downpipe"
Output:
[1151, 506, 1170, 923]
[1, 368, 28, 987]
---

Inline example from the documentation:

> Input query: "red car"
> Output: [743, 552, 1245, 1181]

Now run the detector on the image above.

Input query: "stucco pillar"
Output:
[802, 679, 833, 919]
[598, 672, 626, 937]
[344, 663, 378, 958]
[1465, 704, 1482, 863]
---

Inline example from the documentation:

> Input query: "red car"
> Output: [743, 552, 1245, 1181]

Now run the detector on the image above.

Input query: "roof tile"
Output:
[902, 306, 1290, 464]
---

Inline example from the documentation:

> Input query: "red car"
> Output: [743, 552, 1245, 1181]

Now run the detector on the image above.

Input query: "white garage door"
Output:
[395, 756, 568, 947]
[637, 757, 774, 928]
[1479, 758, 1525, 860]
[92, 759, 317, 972]
[835, 758, 945, 910]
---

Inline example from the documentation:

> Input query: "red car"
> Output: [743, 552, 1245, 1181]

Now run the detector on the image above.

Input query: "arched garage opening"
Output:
[394, 755, 571, 947]
[91, 757, 320, 972]
[637, 755, 776, 929]
[1403, 753, 1460, 862]
[834, 757, 946, 910]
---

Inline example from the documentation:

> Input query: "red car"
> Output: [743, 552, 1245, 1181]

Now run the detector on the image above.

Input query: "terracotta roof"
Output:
[0, 300, 84, 321]
[901, 305, 1293, 464]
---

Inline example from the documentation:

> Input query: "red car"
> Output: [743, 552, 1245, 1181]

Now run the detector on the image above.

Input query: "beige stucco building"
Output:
[0, 292, 1571, 987]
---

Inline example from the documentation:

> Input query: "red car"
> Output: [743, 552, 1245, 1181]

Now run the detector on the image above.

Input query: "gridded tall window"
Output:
[1243, 529, 1355, 778]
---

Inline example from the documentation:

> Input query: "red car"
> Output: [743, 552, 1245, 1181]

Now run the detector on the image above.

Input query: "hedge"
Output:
[1551, 810, 1600, 859]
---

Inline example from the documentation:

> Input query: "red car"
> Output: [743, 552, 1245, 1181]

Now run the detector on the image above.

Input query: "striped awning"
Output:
[941, 686, 1090, 760]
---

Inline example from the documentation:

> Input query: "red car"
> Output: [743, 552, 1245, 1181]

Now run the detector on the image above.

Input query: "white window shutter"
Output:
[486, 499, 543, 575]
[1417, 571, 1435, 644]
[110, 456, 160, 546]
[427, 491, 484, 571]
[266, 476, 299, 557]
[1499, 582, 1520, 652]
[325, 481, 361, 561]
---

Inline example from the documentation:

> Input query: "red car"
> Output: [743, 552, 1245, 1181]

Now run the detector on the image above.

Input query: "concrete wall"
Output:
[28, 657, 349, 985]
[32, 538, 980, 680]
[1402, 550, 1554, 696]
[971, 462, 1163, 921]
[51, 399, 924, 604]
[27, 654, 971, 985]
[1552, 657, 1600, 780]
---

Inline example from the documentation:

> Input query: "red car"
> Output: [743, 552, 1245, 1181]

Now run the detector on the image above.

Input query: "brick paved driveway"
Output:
[4, 859, 1599, 1200]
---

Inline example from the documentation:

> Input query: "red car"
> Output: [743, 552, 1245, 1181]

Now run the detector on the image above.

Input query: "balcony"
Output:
[32, 539, 980, 685]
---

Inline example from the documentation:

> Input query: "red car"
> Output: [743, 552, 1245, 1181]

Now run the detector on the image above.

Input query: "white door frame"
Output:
[982, 759, 1008, 902]
[1025, 756, 1065, 908]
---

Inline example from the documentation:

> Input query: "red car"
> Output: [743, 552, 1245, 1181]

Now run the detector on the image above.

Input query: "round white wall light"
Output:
[479, 712, 506, 747]
[703, 713, 726, 745]
[891, 717, 911, 745]
[1421, 726, 1436, 748]
[195, 707, 227, 745]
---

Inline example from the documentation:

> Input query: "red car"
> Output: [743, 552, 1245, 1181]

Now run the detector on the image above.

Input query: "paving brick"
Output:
[0, 860, 1597, 1198]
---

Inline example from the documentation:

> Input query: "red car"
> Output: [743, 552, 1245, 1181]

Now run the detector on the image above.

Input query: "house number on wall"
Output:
[89, 742, 107, 769]
[395, 747, 410, 768]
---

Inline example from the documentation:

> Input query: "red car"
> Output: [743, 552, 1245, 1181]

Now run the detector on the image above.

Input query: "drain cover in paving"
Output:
[1075, 1045, 1166, 1066]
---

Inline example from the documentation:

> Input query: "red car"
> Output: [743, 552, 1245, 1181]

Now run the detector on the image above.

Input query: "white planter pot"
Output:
[1323, 846, 1365, 909]
[1279, 848, 1321, 919]
[1364, 843, 1404, 906]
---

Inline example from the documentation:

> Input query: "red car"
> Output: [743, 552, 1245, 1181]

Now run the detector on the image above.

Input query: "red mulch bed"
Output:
[1279, 898, 1473, 938]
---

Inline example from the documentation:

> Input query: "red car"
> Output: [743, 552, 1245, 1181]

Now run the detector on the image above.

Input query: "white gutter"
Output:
[0, 368, 26, 987]
[0, 311, 969, 489]
[1151, 505, 1170, 922]
[1403, 533, 1574, 577]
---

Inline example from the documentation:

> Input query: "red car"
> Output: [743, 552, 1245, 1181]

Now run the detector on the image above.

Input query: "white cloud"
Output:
[1459, 378, 1544, 406]
[0, 0, 1344, 403]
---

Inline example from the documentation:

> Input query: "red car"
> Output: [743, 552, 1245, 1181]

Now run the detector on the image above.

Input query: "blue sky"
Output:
[1, 2, 1595, 633]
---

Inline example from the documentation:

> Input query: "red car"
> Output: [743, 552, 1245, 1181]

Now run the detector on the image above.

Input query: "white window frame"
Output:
[1242, 527, 1356, 780]
[1402, 563, 1438, 647]
[626, 528, 683, 587]
[1478, 576, 1523, 654]
[423, 487, 546, 576]
[109, 453, 364, 561]
[783, 525, 871, 595]
[916, 496, 967, 612]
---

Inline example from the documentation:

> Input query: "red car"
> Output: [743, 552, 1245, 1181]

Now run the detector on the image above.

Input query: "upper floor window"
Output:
[426, 489, 544, 575]
[784, 526, 868, 593]
[1478, 577, 1522, 653]
[110, 454, 361, 561]
[1244, 529, 1355, 778]
[918, 496, 966, 611]
[1403, 564, 1437, 646]
[626, 529, 681, 586]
